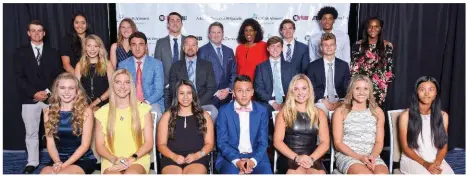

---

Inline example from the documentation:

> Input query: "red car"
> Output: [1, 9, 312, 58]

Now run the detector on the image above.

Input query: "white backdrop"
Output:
[116, 3, 350, 56]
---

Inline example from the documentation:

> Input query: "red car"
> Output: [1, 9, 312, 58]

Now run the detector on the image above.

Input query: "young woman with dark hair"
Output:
[235, 18, 267, 81]
[61, 12, 93, 74]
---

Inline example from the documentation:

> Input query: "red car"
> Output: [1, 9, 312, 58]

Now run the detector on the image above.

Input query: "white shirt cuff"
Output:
[231, 159, 240, 166]
[250, 158, 257, 168]
[144, 100, 150, 104]
[268, 100, 276, 106]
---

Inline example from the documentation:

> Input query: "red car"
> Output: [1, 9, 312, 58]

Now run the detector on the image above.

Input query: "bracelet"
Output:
[293, 155, 298, 162]
[200, 150, 206, 157]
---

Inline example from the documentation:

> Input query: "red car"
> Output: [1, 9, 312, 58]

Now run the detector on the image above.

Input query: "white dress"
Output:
[400, 114, 454, 174]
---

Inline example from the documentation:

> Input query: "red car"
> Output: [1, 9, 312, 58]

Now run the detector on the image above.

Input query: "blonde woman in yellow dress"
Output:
[94, 69, 153, 174]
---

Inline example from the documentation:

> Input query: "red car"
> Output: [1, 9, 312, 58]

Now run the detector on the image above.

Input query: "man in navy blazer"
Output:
[119, 31, 165, 120]
[254, 36, 297, 115]
[279, 19, 310, 73]
[216, 75, 272, 174]
[198, 22, 237, 108]
[306, 32, 350, 114]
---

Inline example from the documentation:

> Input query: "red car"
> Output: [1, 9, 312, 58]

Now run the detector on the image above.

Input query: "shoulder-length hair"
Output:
[106, 69, 142, 153]
[45, 72, 88, 138]
[117, 18, 137, 47]
[78, 34, 108, 77]
[237, 18, 264, 44]
[341, 74, 379, 117]
[280, 74, 319, 128]
[407, 76, 447, 149]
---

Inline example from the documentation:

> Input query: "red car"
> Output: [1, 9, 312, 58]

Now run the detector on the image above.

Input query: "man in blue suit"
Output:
[306, 32, 350, 115]
[119, 31, 164, 120]
[254, 36, 297, 115]
[198, 22, 237, 108]
[279, 19, 310, 73]
[216, 75, 272, 174]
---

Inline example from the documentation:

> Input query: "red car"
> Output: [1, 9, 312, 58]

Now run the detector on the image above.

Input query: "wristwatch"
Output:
[131, 153, 138, 160]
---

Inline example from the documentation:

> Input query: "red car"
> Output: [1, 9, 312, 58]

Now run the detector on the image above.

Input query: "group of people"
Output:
[14, 5, 453, 175]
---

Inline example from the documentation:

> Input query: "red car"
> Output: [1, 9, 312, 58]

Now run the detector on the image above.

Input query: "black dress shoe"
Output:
[22, 165, 37, 174]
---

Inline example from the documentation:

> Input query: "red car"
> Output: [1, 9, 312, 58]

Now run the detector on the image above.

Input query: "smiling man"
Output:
[279, 19, 310, 73]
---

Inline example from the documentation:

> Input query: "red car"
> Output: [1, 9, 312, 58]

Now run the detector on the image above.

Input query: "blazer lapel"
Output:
[334, 60, 341, 89]
[129, 57, 137, 82]
[229, 103, 241, 138]
[142, 56, 151, 83]
[280, 60, 288, 95]
[266, 61, 273, 91]
[181, 59, 189, 79]
[249, 104, 259, 146]
[318, 59, 326, 86]
[222, 45, 229, 70]
[195, 60, 202, 89]
[291, 40, 300, 60]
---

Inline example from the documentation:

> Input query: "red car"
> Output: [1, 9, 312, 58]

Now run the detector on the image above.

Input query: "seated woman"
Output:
[157, 79, 214, 174]
[40, 72, 96, 174]
[94, 69, 154, 174]
[398, 76, 454, 174]
[273, 74, 329, 174]
[332, 74, 388, 174]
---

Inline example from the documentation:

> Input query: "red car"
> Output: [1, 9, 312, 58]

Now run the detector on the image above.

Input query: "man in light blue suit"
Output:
[216, 75, 272, 174]
[118, 31, 164, 121]
[198, 22, 237, 108]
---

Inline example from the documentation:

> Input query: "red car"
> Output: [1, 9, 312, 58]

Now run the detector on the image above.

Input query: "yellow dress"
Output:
[95, 103, 152, 173]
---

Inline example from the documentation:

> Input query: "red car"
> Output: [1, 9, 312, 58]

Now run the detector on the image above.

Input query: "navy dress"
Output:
[46, 111, 96, 174]
[116, 45, 132, 67]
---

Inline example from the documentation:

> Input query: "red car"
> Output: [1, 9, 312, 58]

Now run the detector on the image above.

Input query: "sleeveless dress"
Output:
[335, 109, 386, 173]
[277, 112, 325, 173]
[46, 111, 96, 174]
[116, 45, 132, 67]
[400, 114, 454, 174]
[80, 63, 109, 107]
[160, 115, 210, 170]
[94, 103, 152, 173]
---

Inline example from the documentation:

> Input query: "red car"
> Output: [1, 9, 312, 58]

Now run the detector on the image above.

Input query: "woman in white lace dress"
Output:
[332, 74, 388, 174]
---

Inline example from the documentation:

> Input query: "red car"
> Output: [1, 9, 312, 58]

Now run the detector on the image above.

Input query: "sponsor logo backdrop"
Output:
[116, 3, 350, 56]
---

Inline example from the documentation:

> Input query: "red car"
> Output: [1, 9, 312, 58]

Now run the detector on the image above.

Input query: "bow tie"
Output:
[235, 106, 252, 112]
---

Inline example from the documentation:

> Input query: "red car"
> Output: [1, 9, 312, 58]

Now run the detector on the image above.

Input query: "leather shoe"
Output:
[22, 165, 37, 174]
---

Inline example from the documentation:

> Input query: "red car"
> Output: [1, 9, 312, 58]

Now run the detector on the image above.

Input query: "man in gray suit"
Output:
[154, 11, 186, 86]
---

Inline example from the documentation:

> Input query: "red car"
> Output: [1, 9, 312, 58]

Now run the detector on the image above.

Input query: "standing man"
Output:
[308, 6, 351, 64]
[167, 35, 218, 122]
[198, 22, 237, 108]
[119, 31, 165, 120]
[279, 19, 310, 73]
[154, 12, 187, 86]
[14, 20, 62, 174]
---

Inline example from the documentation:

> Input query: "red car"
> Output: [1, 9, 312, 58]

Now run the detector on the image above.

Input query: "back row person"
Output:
[61, 12, 92, 74]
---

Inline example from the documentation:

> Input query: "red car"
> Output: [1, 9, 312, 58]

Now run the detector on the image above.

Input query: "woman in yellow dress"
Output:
[94, 69, 154, 174]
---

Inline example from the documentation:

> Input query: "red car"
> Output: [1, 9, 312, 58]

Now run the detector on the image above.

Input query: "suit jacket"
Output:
[254, 59, 297, 103]
[14, 44, 62, 104]
[281, 40, 310, 74]
[215, 101, 270, 170]
[166, 58, 217, 108]
[197, 43, 237, 90]
[118, 55, 165, 111]
[153, 35, 187, 85]
[306, 58, 351, 103]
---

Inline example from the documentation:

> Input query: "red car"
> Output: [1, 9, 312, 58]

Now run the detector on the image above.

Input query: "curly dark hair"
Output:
[317, 6, 338, 20]
[237, 18, 264, 44]
[167, 79, 207, 139]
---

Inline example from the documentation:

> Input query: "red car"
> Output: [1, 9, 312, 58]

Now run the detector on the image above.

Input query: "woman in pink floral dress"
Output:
[350, 17, 394, 106]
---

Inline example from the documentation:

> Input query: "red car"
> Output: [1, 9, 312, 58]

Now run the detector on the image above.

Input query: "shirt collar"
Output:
[134, 55, 146, 63]
[322, 29, 335, 34]
[234, 100, 253, 110]
[324, 57, 336, 65]
[170, 34, 182, 41]
[31, 42, 44, 49]
[186, 56, 197, 63]
[283, 38, 295, 45]
[269, 57, 281, 63]
[210, 42, 222, 49]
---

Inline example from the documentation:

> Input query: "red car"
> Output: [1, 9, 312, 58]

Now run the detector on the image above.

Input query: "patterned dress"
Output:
[350, 41, 394, 105]
[335, 109, 386, 173]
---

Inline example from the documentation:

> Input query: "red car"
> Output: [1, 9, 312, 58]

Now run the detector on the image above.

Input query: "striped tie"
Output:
[286, 44, 292, 62]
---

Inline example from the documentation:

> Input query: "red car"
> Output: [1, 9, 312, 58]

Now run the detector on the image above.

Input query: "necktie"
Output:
[188, 61, 195, 86]
[327, 63, 338, 103]
[273, 61, 283, 104]
[136, 61, 144, 101]
[286, 44, 292, 62]
[216, 47, 223, 66]
[35, 47, 41, 65]
[236, 106, 252, 112]
[172, 38, 179, 63]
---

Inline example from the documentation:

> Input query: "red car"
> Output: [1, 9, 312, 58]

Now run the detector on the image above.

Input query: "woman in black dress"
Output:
[61, 12, 92, 74]
[157, 79, 214, 174]
[273, 74, 329, 174]
[75, 34, 114, 112]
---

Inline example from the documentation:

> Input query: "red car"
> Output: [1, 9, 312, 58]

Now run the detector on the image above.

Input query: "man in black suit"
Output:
[166, 35, 218, 122]
[14, 20, 62, 174]
[306, 32, 350, 115]
[254, 36, 297, 115]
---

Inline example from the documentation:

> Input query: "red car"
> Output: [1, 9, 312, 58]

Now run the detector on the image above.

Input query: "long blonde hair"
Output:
[280, 74, 319, 128]
[106, 69, 142, 152]
[45, 73, 88, 138]
[341, 74, 379, 117]
[117, 18, 137, 47]
[78, 34, 108, 77]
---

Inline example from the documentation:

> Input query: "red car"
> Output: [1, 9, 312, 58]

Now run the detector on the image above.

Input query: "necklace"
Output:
[120, 116, 124, 121]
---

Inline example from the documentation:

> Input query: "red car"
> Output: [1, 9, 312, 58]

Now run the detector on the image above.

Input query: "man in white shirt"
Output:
[308, 6, 351, 64]
[215, 75, 272, 174]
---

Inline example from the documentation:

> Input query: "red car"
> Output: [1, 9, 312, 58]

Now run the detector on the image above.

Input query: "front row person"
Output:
[40, 73, 96, 174]
[157, 80, 215, 174]
[332, 74, 388, 174]
[273, 74, 329, 174]
[216, 75, 272, 174]
[94, 69, 154, 174]
[398, 76, 454, 174]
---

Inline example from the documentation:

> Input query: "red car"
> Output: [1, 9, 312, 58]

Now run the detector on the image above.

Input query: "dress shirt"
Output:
[169, 34, 182, 57]
[231, 101, 258, 167]
[133, 55, 147, 72]
[282, 39, 295, 60]
[31, 42, 44, 58]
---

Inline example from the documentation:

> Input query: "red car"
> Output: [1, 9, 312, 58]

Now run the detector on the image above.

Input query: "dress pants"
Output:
[22, 101, 49, 167]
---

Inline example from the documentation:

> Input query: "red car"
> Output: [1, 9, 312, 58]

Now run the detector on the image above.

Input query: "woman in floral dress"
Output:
[350, 16, 394, 106]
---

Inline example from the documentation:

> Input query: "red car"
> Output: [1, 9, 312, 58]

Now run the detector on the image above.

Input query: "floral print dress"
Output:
[350, 41, 394, 105]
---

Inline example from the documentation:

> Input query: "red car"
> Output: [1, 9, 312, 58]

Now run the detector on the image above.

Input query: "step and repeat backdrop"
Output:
[116, 3, 350, 56]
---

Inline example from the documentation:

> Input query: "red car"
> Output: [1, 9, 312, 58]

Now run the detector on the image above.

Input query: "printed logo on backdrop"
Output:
[252, 13, 283, 24]
[293, 15, 309, 21]
[118, 14, 150, 23]
[304, 35, 311, 42]
[159, 15, 188, 22]
[196, 16, 243, 21]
